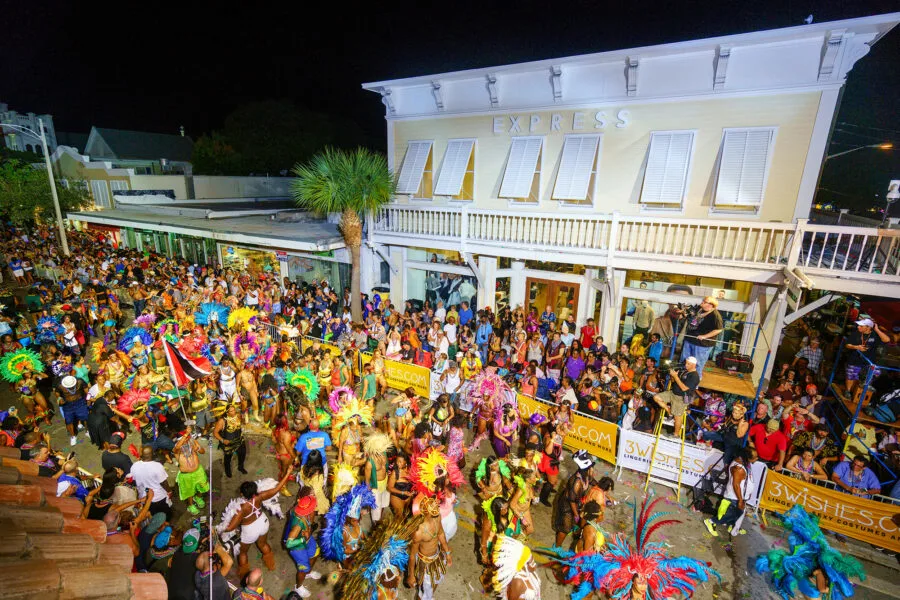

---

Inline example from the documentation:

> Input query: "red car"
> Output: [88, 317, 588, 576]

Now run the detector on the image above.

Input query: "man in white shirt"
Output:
[436, 330, 450, 358]
[443, 316, 458, 346]
[434, 301, 447, 323]
[245, 286, 260, 306]
[130, 446, 173, 519]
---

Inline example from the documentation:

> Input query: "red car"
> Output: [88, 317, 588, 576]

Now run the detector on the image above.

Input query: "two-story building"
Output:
[361, 13, 900, 381]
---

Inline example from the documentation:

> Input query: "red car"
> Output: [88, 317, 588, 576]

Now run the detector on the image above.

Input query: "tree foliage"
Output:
[0, 159, 91, 225]
[192, 100, 373, 176]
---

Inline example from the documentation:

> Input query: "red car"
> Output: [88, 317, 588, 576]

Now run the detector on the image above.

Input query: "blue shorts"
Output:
[62, 399, 89, 424]
[846, 364, 880, 382]
[288, 537, 319, 572]
[147, 435, 175, 451]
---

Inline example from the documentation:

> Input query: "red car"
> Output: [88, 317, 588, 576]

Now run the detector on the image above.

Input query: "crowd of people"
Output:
[0, 221, 897, 600]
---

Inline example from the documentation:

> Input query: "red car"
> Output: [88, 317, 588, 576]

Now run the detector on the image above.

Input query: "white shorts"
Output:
[12, 270, 23, 277]
[240, 514, 269, 545]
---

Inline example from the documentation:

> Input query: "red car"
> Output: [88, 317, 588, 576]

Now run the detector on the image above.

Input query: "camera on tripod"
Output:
[656, 359, 686, 375]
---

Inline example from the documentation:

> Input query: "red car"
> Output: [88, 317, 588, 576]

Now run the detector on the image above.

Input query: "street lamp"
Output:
[824, 142, 893, 161]
[0, 119, 69, 256]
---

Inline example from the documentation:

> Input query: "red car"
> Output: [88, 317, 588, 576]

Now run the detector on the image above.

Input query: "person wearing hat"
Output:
[283, 487, 322, 598]
[748, 418, 789, 470]
[844, 317, 890, 397]
[552, 449, 595, 548]
[56, 374, 89, 447]
[101, 431, 133, 473]
[651, 356, 700, 440]
[167, 527, 202, 600]
[680, 296, 723, 375]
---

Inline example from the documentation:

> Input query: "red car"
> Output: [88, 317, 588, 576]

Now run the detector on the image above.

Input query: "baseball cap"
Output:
[182, 527, 200, 552]
[855, 318, 874, 327]
[685, 356, 698, 364]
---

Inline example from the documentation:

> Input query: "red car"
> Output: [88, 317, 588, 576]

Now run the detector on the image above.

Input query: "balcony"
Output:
[371, 205, 900, 297]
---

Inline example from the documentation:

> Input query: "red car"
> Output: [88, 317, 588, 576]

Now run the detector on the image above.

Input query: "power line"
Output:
[837, 122, 900, 136]
[832, 128, 894, 143]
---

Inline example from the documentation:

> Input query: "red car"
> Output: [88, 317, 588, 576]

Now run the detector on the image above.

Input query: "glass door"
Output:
[526, 277, 580, 322]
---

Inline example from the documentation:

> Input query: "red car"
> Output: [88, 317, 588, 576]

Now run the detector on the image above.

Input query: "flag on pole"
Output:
[162, 339, 210, 387]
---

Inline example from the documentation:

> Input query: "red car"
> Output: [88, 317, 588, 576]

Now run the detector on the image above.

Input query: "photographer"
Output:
[681, 297, 723, 375]
[652, 356, 700, 439]
[194, 541, 234, 600]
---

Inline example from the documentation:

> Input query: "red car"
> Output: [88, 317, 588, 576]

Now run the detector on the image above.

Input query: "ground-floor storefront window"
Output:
[221, 245, 281, 280]
[287, 255, 350, 292]
[407, 268, 477, 308]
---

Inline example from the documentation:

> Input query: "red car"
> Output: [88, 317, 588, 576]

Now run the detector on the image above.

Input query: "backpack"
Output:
[866, 387, 900, 423]
[414, 350, 433, 369]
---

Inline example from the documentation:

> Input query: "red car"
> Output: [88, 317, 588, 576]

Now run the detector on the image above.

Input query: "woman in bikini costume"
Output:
[273, 414, 296, 497]
[387, 452, 414, 517]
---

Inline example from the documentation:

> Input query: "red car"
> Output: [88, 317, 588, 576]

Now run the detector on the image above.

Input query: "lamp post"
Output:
[824, 142, 893, 161]
[0, 119, 69, 256]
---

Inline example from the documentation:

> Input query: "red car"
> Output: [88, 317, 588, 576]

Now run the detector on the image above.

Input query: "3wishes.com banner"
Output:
[516, 394, 618, 465]
[759, 469, 900, 553]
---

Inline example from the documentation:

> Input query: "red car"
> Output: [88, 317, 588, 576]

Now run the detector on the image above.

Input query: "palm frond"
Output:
[291, 147, 395, 216]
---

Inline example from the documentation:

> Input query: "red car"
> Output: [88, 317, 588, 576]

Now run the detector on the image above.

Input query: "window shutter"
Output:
[109, 180, 129, 191]
[640, 132, 694, 205]
[434, 139, 474, 196]
[395, 141, 433, 194]
[499, 137, 542, 199]
[715, 129, 774, 205]
[90, 180, 110, 208]
[552, 134, 601, 201]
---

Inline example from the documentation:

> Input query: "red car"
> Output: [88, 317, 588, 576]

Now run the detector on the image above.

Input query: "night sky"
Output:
[2, 0, 898, 211]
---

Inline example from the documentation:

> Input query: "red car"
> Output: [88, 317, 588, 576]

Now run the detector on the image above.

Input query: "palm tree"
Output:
[291, 147, 395, 322]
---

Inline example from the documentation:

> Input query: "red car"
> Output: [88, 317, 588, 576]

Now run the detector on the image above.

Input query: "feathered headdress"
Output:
[133, 313, 157, 328]
[364, 432, 393, 457]
[157, 318, 179, 337]
[320, 483, 376, 563]
[245, 342, 275, 369]
[542, 495, 720, 600]
[466, 370, 511, 411]
[35, 316, 63, 343]
[118, 326, 152, 352]
[315, 406, 332, 429]
[227, 307, 258, 331]
[339, 513, 423, 600]
[756, 505, 865, 600]
[329, 386, 356, 412]
[331, 462, 359, 501]
[476, 457, 512, 483]
[200, 339, 227, 367]
[285, 368, 320, 402]
[409, 447, 465, 498]
[486, 535, 534, 595]
[117, 389, 151, 415]
[232, 332, 260, 358]
[0, 349, 44, 382]
[194, 302, 230, 326]
[333, 397, 374, 430]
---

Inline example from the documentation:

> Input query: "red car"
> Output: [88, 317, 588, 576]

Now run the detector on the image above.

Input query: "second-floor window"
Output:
[639, 131, 695, 210]
[90, 180, 111, 209]
[499, 136, 543, 204]
[396, 140, 434, 200]
[713, 127, 776, 212]
[552, 134, 602, 207]
[434, 139, 475, 202]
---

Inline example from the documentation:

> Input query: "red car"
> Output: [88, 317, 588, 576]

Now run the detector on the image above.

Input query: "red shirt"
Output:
[580, 325, 596, 349]
[749, 423, 788, 462]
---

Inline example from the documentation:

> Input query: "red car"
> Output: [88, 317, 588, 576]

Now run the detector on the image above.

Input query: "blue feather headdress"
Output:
[194, 302, 230, 326]
[201, 339, 227, 366]
[756, 505, 865, 600]
[542, 495, 721, 600]
[35, 316, 63, 343]
[118, 326, 153, 352]
[320, 483, 376, 563]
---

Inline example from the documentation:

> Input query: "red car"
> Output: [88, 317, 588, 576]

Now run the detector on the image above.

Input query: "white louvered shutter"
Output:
[434, 139, 475, 196]
[395, 141, 433, 194]
[91, 180, 110, 208]
[640, 132, 694, 205]
[715, 129, 774, 205]
[499, 137, 543, 199]
[552, 134, 601, 201]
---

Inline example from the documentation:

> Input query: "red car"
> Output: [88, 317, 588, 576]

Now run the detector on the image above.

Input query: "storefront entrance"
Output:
[526, 277, 579, 322]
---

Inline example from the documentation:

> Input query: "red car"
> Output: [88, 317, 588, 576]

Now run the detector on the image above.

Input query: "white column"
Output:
[578, 269, 596, 327]
[477, 256, 498, 312]
[360, 245, 376, 295]
[391, 246, 404, 306]
[599, 269, 625, 347]
[509, 260, 526, 310]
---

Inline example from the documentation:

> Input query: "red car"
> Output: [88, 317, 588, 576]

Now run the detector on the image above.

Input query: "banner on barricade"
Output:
[300, 337, 341, 358]
[616, 428, 723, 488]
[759, 469, 900, 553]
[359, 352, 431, 398]
[516, 394, 617, 466]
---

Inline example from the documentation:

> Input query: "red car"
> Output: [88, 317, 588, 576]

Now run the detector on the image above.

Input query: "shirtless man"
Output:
[273, 415, 297, 496]
[407, 496, 452, 600]
[237, 365, 260, 423]
[221, 468, 293, 576]
[174, 427, 208, 516]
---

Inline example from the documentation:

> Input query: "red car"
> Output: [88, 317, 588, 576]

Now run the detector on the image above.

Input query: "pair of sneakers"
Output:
[292, 571, 322, 598]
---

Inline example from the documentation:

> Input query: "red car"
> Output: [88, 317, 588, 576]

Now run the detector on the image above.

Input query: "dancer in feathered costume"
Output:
[467, 370, 512, 438]
[117, 388, 151, 415]
[286, 368, 320, 404]
[200, 339, 227, 367]
[481, 535, 541, 600]
[756, 505, 865, 600]
[406, 495, 452, 600]
[409, 447, 466, 499]
[329, 386, 356, 412]
[227, 307, 258, 332]
[0, 348, 44, 382]
[118, 327, 153, 353]
[542, 495, 720, 600]
[340, 513, 423, 600]
[134, 312, 157, 328]
[194, 302, 230, 327]
[332, 462, 360, 501]
[333, 396, 375, 431]
[232, 332, 260, 366]
[492, 395, 520, 458]
[157, 319, 180, 345]
[364, 432, 394, 522]
[320, 483, 376, 567]
[35, 315, 63, 344]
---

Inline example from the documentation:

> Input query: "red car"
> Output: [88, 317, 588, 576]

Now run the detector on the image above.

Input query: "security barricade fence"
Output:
[279, 327, 900, 550]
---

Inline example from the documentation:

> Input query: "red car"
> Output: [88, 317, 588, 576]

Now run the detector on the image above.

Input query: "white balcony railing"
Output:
[373, 205, 900, 287]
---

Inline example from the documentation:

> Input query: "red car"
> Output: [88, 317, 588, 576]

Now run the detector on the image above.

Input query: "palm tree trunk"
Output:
[342, 208, 364, 322]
